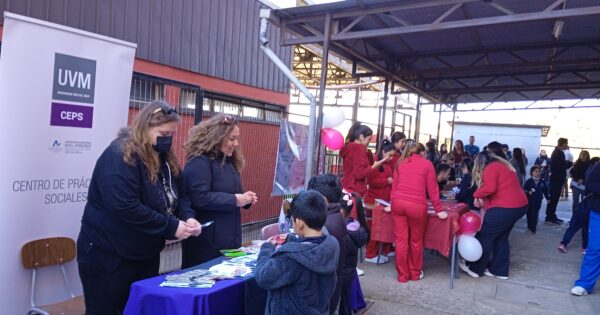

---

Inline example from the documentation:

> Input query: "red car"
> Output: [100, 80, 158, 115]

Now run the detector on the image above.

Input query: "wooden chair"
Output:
[21, 237, 85, 315]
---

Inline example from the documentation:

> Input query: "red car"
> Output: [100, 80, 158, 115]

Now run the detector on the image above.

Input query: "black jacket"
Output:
[455, 173, 478, 210]
[523, 177, 549, 208]
[181, 154, 248, 266]
[549, 147, 573, 183]
[324, 203, 348, 282]
[585, 163, 600, 213]
[570, 161, 593, 182]
[342, 219, 368, 285]
[255, 235, 339, 315]
[77, 138, 195, 270]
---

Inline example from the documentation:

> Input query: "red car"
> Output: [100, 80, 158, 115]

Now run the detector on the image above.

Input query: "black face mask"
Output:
[153, 136, 173, 158]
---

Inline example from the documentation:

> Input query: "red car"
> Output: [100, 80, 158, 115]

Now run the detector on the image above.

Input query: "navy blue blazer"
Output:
[182, 154, 249, 265]
[77, 138, 195, 270]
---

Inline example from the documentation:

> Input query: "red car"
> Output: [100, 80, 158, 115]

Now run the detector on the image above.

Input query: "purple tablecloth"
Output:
[124, 257, 250, 315]
[124, 256, 366, 315]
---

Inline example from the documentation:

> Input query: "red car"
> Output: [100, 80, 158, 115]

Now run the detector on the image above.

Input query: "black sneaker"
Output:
[555, 217, 564, 223]
[545, 218, 559, 225]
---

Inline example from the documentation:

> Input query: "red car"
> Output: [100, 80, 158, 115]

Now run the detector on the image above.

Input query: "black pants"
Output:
[561, 206, 590, 249]
[78, 257, 159, 315]
[546, 180, 564, 220]
[526, 199, 543, 232]
[329, 278, 342, 315]
[468, 206, 526, 277]
[339, 278, 355, 315]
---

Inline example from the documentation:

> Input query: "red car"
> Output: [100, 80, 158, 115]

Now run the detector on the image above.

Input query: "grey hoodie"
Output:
[255, 234, 340, 315]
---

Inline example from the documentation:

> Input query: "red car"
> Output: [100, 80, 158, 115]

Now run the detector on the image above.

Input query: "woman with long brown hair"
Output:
[459, 151, 527, 280]
[510, 148, 527, 187]
[77, 101, 200, 314]
[570, 150, 592, 212]
[390, 140, 447, 282]
[452, 139, 471, 164]
[181, 114, 258, 267]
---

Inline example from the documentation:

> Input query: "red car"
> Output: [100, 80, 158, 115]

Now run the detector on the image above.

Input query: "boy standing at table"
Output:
[255, 190, 340, 315]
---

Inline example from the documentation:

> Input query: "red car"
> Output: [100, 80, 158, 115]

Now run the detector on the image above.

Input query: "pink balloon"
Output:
[459, 212, 482, 235]
[321, 128, 344, 150]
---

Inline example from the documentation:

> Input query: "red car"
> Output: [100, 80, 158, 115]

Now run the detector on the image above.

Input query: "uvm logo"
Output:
[52, 53, 96, 104]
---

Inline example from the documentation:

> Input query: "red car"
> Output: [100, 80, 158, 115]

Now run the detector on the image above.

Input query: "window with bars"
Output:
[203, 96, 283, 124]
[129, 75, 284, 123]
[129, 78, 164, 108]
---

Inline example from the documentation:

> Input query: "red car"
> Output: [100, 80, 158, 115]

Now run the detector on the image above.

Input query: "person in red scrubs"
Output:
[390, 131, 406, 168]
[364, 139, 396, 263]
[340, 122, 388, 197]
[459, 151, 528, 280]
[391, 140, 448, 282]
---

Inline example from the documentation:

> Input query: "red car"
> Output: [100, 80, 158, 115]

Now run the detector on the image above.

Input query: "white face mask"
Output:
[532, 176, 540, 180]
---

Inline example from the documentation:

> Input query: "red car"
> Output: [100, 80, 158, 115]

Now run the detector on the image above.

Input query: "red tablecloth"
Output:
[370, 205, 395, 243]
[424, 201, 469, 257]
[371, 201, 469, 257]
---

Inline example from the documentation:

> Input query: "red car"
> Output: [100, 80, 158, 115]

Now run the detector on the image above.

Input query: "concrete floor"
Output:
[358, 199, 600, 315]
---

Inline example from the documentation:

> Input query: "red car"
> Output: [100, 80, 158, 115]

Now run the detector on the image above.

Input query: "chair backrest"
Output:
[21, 237, 76, 269]
[261, 223, 282, 240]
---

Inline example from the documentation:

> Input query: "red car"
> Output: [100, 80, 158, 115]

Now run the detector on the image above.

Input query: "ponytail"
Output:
[345, 122, 374, 144]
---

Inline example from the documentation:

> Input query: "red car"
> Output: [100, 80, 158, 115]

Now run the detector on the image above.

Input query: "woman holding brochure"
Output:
[77, 101, 201, 314]
[182, 114, 258, 267]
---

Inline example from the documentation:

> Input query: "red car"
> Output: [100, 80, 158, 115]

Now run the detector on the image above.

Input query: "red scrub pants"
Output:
[391, 198, 428, 282]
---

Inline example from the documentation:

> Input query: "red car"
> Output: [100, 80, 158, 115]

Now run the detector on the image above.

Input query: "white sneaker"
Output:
[356, 267, 365, 276]
[571, 286, 588, 296]
[458, 259, 480, 278]
[419, 270, 424, 280]
[364, 255, 388, 264]
[483, 269, 509, 280]
[386, 251, 396, 257]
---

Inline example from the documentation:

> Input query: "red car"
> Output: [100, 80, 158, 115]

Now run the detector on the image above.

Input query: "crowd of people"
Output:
[77, 103, 599, 314]
[337, 123, 600, 299]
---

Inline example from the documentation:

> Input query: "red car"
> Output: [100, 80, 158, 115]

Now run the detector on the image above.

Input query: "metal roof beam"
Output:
[283, 5, 600, 46]
[433, 3, 463, 24]
[400, 58, 600, 79]
[429, 82, 600, 94]
[421, 67, 600, 83]
[289, 23, 445, 104]
[487, 2, 515, 15]
[394, 40, 600, 60]
[282, 0, 481, 25]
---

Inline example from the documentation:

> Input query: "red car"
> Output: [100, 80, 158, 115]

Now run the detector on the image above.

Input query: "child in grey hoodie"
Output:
[255, 190, 340, 315]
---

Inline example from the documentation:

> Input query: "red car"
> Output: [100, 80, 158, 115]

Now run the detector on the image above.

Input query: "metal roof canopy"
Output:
[269, 0, 600, 106]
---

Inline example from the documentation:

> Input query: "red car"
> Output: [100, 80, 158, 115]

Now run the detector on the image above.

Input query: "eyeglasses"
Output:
[222, 115, 238, 125]
[152, 106, 178, 116]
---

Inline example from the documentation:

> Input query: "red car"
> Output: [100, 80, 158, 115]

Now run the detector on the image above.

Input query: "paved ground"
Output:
[358, 199, 600, 315]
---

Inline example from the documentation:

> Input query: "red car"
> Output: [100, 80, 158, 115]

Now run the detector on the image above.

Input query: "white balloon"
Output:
[322, 107, 346, 128]
[458, 235, 483, 262]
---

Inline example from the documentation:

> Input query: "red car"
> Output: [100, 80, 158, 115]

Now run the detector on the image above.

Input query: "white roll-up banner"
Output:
[0, 12, 136, 313]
